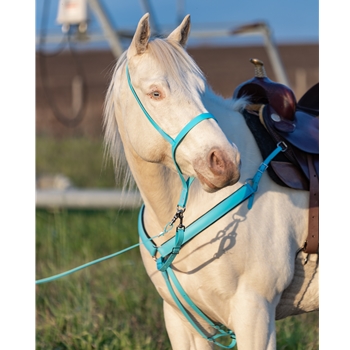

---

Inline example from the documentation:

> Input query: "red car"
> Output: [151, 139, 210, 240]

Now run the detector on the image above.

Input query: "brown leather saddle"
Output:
[233, 59, 319, 254]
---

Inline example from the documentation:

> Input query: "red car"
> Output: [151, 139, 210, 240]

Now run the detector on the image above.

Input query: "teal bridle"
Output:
[127, 64, 286, 348]
[126, 64, 216, 209]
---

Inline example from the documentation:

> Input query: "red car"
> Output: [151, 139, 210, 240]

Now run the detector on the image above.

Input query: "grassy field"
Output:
[36, 208, 171, 350]
[36, 137, 318, 349]
[36, 137, 116, 188]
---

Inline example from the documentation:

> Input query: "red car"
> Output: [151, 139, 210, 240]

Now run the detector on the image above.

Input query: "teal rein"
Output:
[35, 243, 141, 285]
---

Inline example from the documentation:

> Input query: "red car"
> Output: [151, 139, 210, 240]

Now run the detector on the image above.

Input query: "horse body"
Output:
[104, 13, 318, 350]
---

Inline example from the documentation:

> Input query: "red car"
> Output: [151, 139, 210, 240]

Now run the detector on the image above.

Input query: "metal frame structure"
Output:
[36, 0, 289, 85]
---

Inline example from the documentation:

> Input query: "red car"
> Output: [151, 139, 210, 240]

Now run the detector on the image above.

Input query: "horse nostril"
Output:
[207, 148, 241, 186]
[209, 149, 230, 176]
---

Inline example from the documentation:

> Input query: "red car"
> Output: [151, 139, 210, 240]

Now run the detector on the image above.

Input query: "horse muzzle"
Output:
[194, 146, 241, 193]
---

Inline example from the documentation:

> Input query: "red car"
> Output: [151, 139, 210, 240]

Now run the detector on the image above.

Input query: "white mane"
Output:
[103, 51, 131, 190]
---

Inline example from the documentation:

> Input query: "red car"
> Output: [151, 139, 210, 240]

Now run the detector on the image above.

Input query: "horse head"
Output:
[110, 13, 242, 193]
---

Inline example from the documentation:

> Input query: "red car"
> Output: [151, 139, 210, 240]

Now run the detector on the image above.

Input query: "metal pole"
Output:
[36, 189, 142, 209]
[231, 22, 290, 87]
[260, 25, 290, 87]
[87, 0, 124, 58]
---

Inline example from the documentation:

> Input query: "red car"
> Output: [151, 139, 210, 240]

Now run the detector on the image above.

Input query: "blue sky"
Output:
[36, 0, 319, 49]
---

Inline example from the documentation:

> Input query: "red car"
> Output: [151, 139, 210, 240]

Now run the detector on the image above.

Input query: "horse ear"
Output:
[128, 13, 151, 57]
[167, 14, 191, 47]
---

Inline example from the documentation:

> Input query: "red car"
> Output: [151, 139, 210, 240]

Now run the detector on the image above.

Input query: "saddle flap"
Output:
[263, 105, 319, 154]
[270, 161, 309, 191]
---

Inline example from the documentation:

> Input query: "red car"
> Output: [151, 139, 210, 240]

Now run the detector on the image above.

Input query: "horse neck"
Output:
[124, 144, 183, 229]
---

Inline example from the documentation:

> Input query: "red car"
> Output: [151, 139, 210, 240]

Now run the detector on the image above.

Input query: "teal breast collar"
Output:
[138, 144, 285, 349]
[139, 177, 255, 261]
[139, 143, 285, 268]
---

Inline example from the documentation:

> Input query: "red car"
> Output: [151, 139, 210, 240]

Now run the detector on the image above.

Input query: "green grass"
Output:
[36, 208, 170, 350]
[276, 312, 319, 350]
[36, 137, 116, 188]
[36, 208, 318, 350]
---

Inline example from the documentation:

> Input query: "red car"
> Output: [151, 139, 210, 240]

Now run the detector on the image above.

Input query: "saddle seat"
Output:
[233, 59, 319, 254]
[234, 59, 318, 150]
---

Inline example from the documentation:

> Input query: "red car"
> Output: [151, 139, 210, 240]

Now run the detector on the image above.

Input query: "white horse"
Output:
[103, 13, 318, 350]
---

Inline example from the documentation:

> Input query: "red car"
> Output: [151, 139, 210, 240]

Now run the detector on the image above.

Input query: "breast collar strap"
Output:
[138, 141, 286, 265]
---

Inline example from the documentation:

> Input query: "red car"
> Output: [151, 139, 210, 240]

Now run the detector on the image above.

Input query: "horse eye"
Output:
[151, 91, 162, 99]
